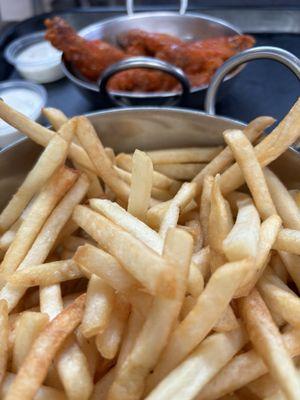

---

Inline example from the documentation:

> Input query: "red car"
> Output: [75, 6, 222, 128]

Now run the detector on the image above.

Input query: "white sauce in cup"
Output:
[5, 32, 64, 83]
[0, 81, 47, 148]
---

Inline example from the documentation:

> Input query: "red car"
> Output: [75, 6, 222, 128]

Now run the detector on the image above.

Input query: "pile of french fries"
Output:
[0, 98, 300, 400]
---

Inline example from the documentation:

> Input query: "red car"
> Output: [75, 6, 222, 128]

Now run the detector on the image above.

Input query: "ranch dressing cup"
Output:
[0, 81, 47, 148]
[5, 31, 64, 83]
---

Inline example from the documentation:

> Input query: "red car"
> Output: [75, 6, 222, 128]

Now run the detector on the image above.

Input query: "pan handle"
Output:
[205, 46, 300, 115]
[98, 56, 190, 107]
[126, 0, 188, 15]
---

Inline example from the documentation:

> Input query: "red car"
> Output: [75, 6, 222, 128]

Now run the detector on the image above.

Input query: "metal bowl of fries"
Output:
[1, 45, 300, 400]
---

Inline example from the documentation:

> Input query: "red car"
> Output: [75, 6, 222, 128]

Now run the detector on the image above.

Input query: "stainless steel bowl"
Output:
[1, 45, 300, 210]
[61, 0, 245, 107]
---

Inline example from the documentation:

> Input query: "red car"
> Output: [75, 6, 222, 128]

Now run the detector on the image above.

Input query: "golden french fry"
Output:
[74, 244, 139, 293]
[236, 214, 282, 297]
[0, 300, 8, 385]
[208, 175, 233, 271]
[159, 182, 197, 239]
[41, 282, 94, 399]
[192, 116, 275, 190]
[265, 167, 300, 229]
[62, 235, 93, 251]
[191, 246, 210, 282]
[55, 334, 93, 400]
[75, 328, 99, 377]
[90, 368, 115, 400]
[185, 218, 203, 252]
[127, 150, 153, 221]
[226, 191, 251, 216]
[74, 160, 104, 199]
[115, 166, 170, 202]
[116, 153, 181, 193]
[0, 174, 89, 311]
[90, 199, 163, 253]
[0, 219, 22, 252]
[75, 116, 130, 203]
[147, 259, 251, 391]
[72, 205, 178, 297]
[180, 295, 197, 320]
[1, 372, 67, 400]
[108, 228, 193, 400]
[42, 107, 68, 130]
[81, 274, 115, 338]
[220, 98, 300, 195]
[146, 326, 247, 400]
[258, 270, 300, 327]
[0, 167, 77, 278]
[209, 175, 233, 254]
[147, 198, 197, 230]
[40, 284, 63, 321]
[155, 163, 206, 180]
[274, 229, 300, 255]
[12, 311, 48, 372]
[40, 282, 93, 400]
[258, 281, 286, 329]
[90, 199, 202, 299]
[266, 392, 294, 400]
[126, 291, 152, 321]
[0, 134, 72, 232]
[187, 262, 204, 298]
[223, 199, 260, 261]
[8, 260, 82, 287]
[199, 175, 213, 246]
[116, 308, 146, 371]
[56, 117, 76, 143]
[144, 147, 222, 164]
[196, 328, 300, 400]
[240, 289, 300, 400]
[224, 129, 276, 219]
[213, 306, 239, 333]
[53, 218, 79, 249]
[4, 294, 86, 400]
[96, 296, 130, 359]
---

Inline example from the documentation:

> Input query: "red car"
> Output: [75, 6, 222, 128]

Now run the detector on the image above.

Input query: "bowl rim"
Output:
[1, 106, 244, 152]
[1, 105, 298, 158]
[61, 11, 245, 98]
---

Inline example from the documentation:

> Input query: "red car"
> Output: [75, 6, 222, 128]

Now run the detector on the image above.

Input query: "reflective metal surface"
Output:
[205, 46, 300, 115]
[1, 107, 300, 212]
[61, 11, 242, 107]
[98, 57, 191, 107]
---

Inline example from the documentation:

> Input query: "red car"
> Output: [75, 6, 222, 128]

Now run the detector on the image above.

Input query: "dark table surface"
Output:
[3, 6, 300, 125]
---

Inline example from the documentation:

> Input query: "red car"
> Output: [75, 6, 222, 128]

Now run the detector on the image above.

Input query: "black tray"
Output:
[1, 6, 300, 123]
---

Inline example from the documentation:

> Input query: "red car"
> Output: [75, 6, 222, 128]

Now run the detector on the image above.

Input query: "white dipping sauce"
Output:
[16, 41, 64, 83]
[0, 87, 45, 146]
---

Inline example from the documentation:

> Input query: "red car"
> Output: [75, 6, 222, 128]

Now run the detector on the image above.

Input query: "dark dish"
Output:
[44, 17, 254, 93]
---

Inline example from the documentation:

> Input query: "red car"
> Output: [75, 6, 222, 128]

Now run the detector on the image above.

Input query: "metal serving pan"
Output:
[61, 0, 245, 108]
[1, 46, 300, 211]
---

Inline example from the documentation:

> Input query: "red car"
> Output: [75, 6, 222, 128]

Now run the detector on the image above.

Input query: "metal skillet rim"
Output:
[61, 11, 245, 99]
[1, 106, 244, 153]
[1, 106, 298, 157]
